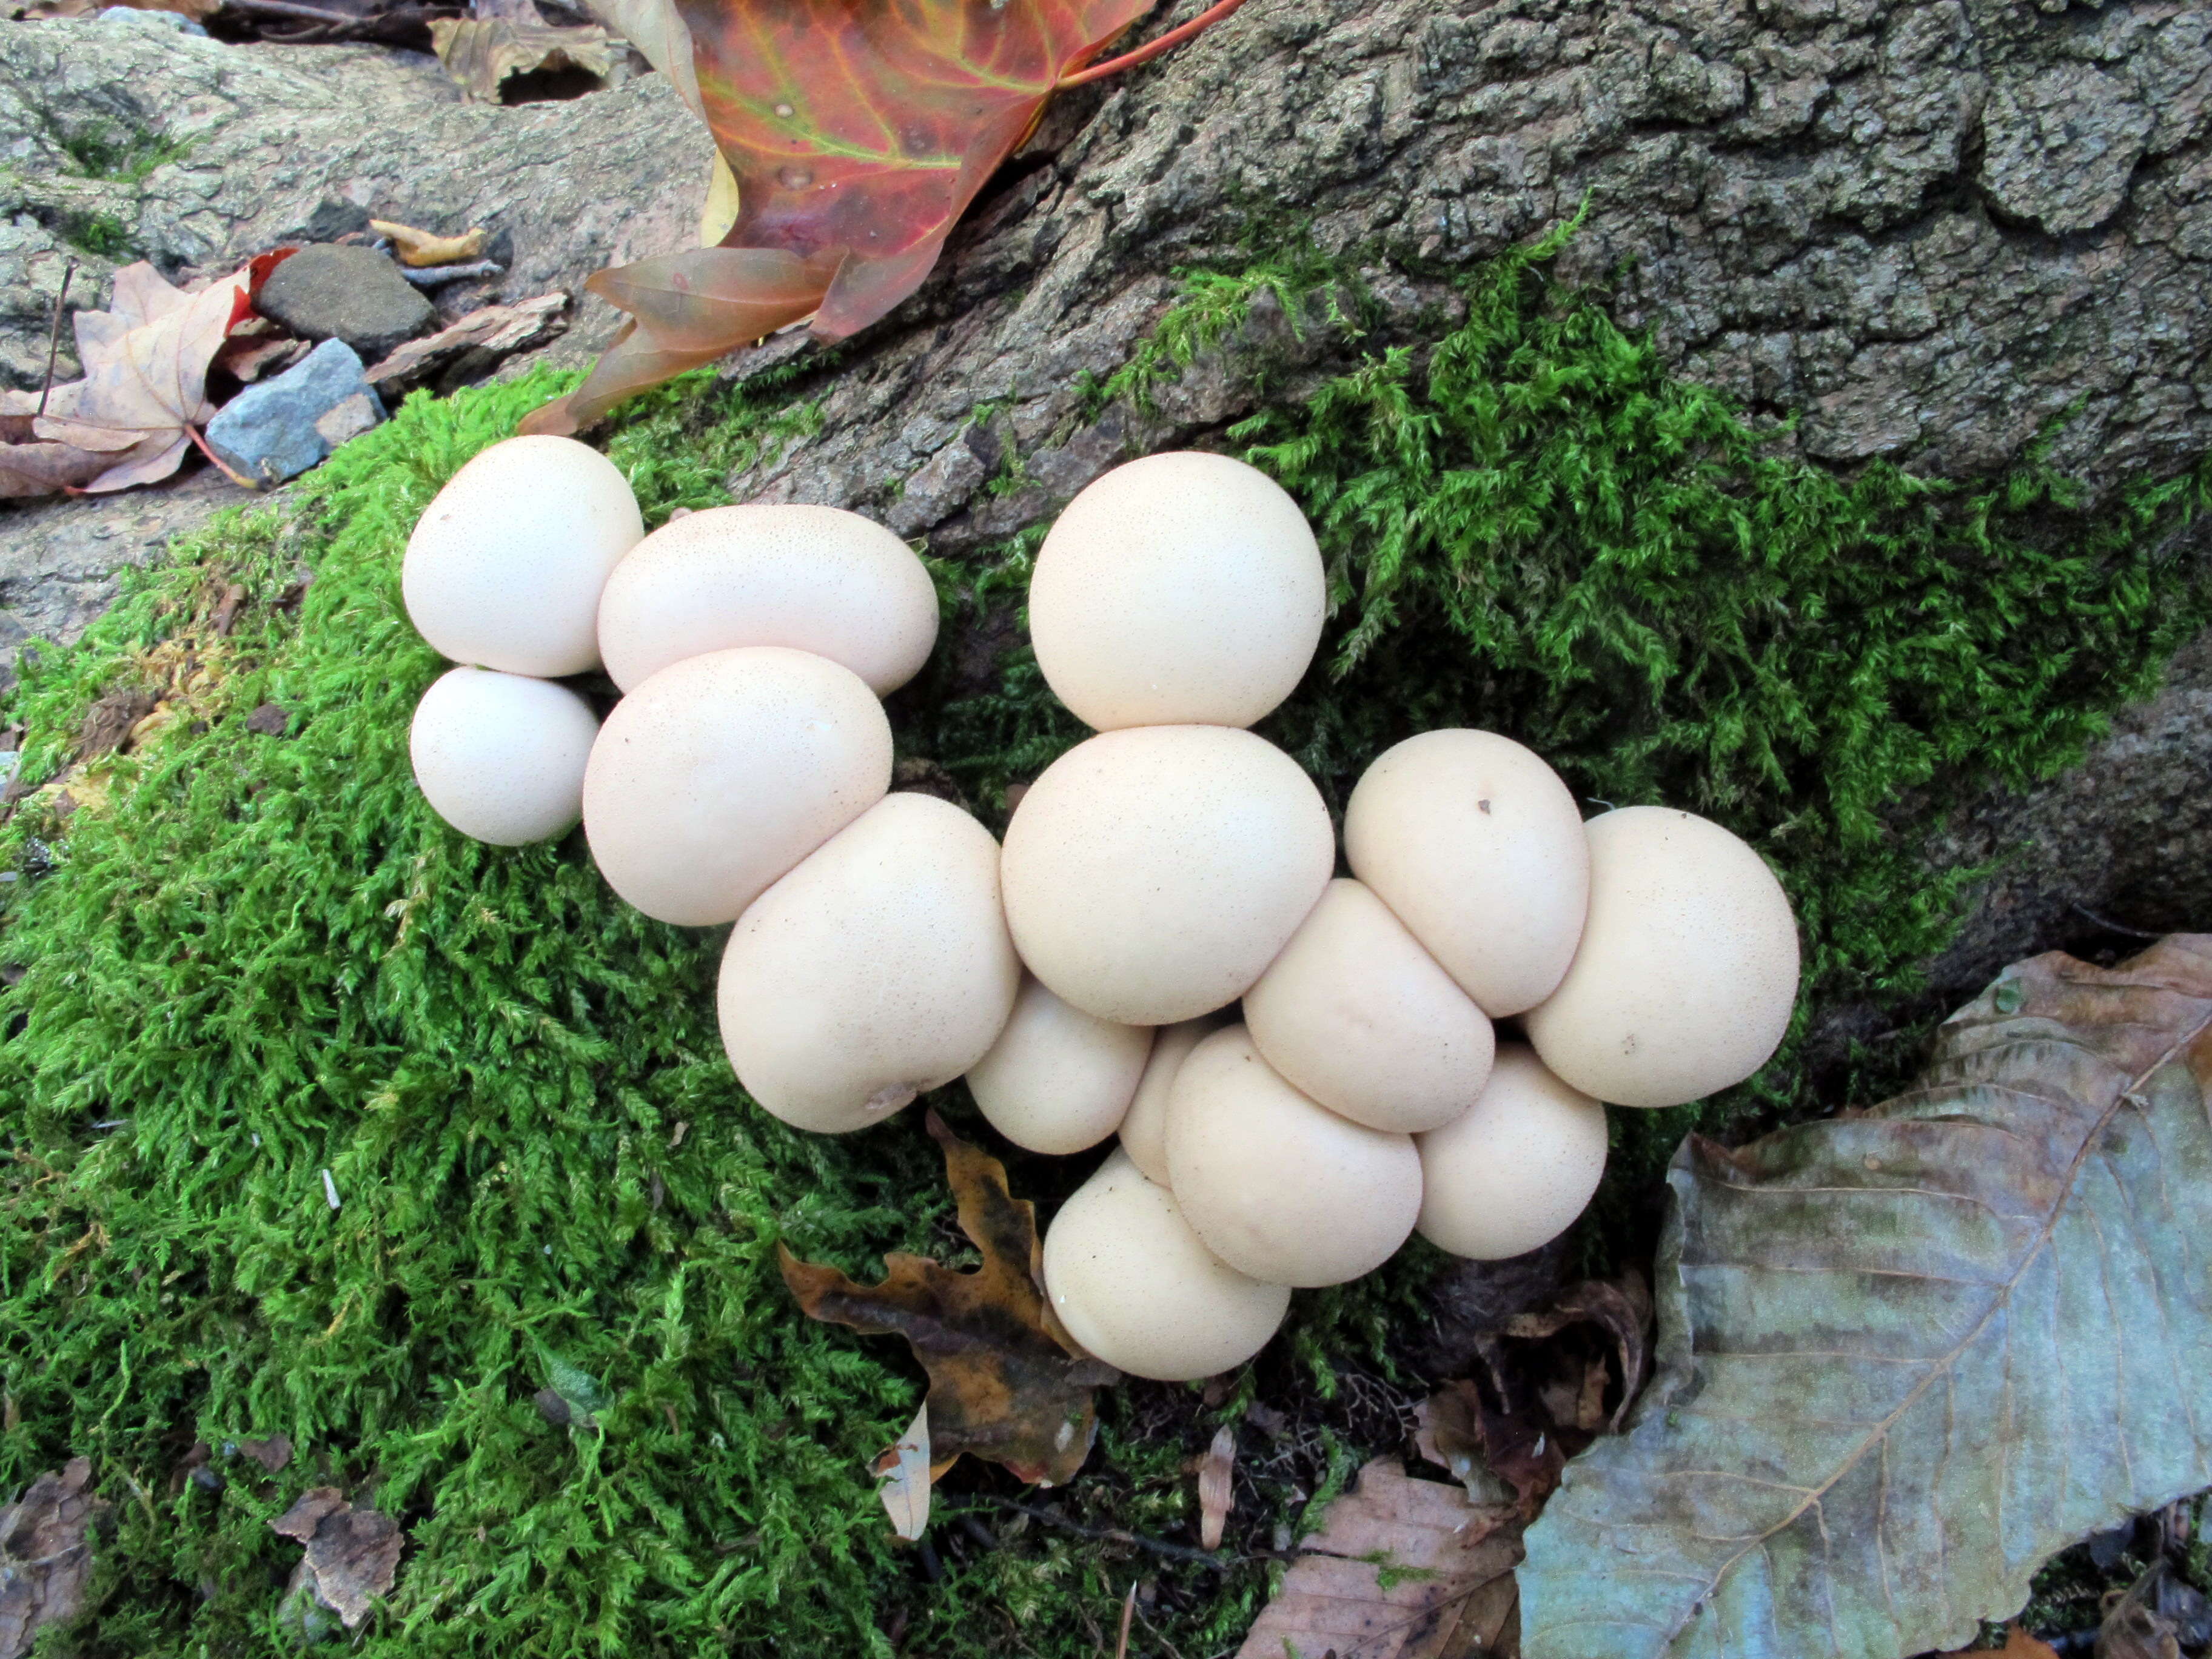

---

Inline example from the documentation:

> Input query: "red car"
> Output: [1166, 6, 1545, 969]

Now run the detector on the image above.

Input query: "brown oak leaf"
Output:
[780, 1110, 1118, 1493]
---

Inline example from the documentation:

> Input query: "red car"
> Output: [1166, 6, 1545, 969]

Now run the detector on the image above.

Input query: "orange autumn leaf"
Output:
[523, 0, 1246, 433]
[1937, 1626, 2062, 1659]
[779, 1110, 1117, 1492]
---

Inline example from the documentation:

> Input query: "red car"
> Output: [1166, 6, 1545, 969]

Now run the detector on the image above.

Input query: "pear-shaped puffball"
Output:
[409, 666, 598, 846]
[1000, 726, 1333, 1025]
[1416, 1044, 1607, 1261]
[967, 977, 1155, 1155]
[1044, 1149, 1291, 1381]
[1118, 1016, 1217, 1184]
[1244, 879, 1495, 1134]
[582, 646, 890, 926]
[719, 793, 1022, 1133]
[403, 435, 643, 677]
[1344, 729, 1589, 1016]
[1028, 452, 1324, 730]
[1524, 806, 1798, 1108]
[595, 504, 939, 696]
[1164, 1027, 1423, 1288]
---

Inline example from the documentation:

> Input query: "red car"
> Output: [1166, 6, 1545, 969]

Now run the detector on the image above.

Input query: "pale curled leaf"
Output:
[369, 220, 488, 269]
[586, 0, 700, 118]
[1520, 937, 2212, 1659]
[1236, 1459, 1521, 1659]
[1198, 1426, 1234, 1550]
[873, 1404, 932, 1541]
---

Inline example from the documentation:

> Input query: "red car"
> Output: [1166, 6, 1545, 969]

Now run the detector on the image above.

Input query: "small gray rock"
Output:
[255, 245, 435, 361]
[206, 339, 385, 487]
[97, 6, 207, 31]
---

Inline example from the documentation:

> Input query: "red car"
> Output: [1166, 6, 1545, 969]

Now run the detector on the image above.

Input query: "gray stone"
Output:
[0, 23, 711, 395]
[253, 246, 435, 361]
[96, 7, 206, 32]
[204, 338, 386, 487]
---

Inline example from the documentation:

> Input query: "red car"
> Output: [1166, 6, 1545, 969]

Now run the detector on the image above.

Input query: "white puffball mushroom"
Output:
[1000, 726, 1333, 1025]
[595, 503, 940, 697]
[403, 434, 643, 677]
[1029, 452, 1324, 730]
[1344, 729, 1590, 1016]
[408, 666, 599, 846]
[1118, 1016, 1217, 1185]
[967, 977, 1155, 1155]
[718, 793, 1022, 1134]
[1243, 879, 1496, 1134]
[1524, 806, 1800, 1108]
[581, 646, 890, 926]
[1164, 1026, 1424, 1289]
[1415, 1044, 1609, 1261]
[1043, 1149, 1291, 1382]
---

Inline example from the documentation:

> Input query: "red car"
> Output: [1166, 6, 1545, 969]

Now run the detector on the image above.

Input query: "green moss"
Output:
[5, 221, 2211, 1655]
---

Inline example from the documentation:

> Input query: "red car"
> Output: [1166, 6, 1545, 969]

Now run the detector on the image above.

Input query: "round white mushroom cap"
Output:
[1523, 806, 1799, 1108]
[1043, 1148, 1292, 1382]
[1028, 451, 1324, 730]
[999, 725, 1334, 1025]
[1244, 878, 1496, 1134]
[967, 976, 1155, 1156]
[1116, 1016, 1218, 1185]
[402, 435, 643, 678]
[1164, 1026, 1424, 1289]
[408, 666, 599, 846]
[719, 793, 1022, 1134]
[1415, 1044, 1608, 1261]
[595, 503, 940, 697]
[581, 646, 890, 927]
[1344, 729, 1590, 1016]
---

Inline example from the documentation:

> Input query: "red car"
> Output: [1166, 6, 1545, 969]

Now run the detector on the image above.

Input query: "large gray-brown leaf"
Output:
[1520, 938, 2212, 1659]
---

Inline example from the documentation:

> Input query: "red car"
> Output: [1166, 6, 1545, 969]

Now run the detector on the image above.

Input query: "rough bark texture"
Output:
[4, 0, 2212, 1045]
[723, 0, 2212, 534]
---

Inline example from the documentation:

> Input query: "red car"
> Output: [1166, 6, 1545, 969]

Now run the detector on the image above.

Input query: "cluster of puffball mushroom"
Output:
[403, 437, 1801, 1386]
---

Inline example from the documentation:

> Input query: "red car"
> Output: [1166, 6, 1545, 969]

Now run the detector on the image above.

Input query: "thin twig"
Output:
[1113, 1584, 1135, 1659]
[36, 260, 76, 420]
[1057, 0, 1249, 89]
[398, 259, 505, 287]
[2073, 902, 2163, 941]
[1130, 1600, 1193, 1659]
[982, 1497, 1230, 1567]
[218, 0, 387, 23]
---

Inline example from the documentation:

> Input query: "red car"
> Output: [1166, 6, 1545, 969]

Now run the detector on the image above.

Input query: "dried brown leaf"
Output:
[780, 1111, 1118, 1488]
[1236, 1458, 1521, 1659]
[2100, 1566, 2185, 1659]
[269, 1488, 401, 1629]
[427, 15, 612, 101]
[0, 1458, 103, 1659]
[1198, 1426, 1235, 1550]
[368, 220, 488, 269]
[0, 262, 252, 497]
[236, 1434, 293, 1475]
